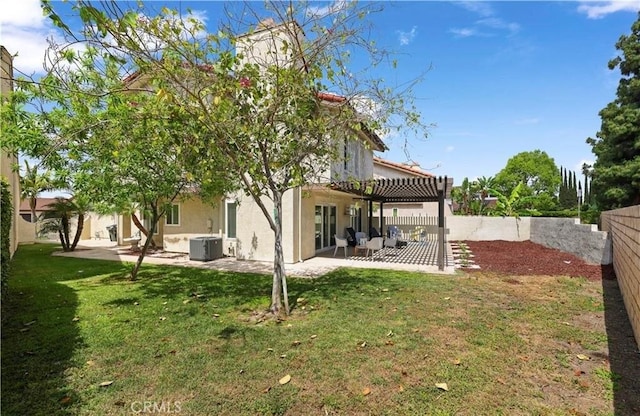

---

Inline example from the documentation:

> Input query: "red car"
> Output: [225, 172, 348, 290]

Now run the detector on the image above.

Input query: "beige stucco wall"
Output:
[81, 212, 119, 240]
[164, 198, 220, 235]
[1, 46, 20, 256]
[236, 21, 304, 69]
[300, 188, 357, 261]
[17, 216, 36, 244]
[161, 198, 222, 253]
[233, 190, 297, 263]
[327, 136, 374, 183]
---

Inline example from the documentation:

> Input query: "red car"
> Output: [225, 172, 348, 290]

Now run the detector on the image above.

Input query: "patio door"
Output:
[315, 205, 336, 250]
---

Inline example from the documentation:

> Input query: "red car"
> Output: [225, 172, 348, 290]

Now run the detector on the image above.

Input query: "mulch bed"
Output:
[463, 240, 616, 281]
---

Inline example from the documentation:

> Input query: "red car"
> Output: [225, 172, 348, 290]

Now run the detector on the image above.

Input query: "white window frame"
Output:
[165, 203, 180, 226]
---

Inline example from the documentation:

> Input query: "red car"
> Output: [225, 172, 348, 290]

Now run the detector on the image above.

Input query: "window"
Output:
[165, 204, 180, 226]
[393, 208, 398, 217]
[226, 201, 237, 239]
[142, 212, 156, 235]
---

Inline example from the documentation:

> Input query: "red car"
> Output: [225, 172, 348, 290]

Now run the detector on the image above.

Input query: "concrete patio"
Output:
[51, 239, 456, 277]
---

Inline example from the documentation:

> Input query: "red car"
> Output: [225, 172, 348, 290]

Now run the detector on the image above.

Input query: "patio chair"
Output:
[346, 227, 357, 247]
[334, 235, 349, 258]
[366, 237, 384, 260]
[355, 231, 368, 247]
[384, 237, 397, 255]
[387, 226, 408, 248]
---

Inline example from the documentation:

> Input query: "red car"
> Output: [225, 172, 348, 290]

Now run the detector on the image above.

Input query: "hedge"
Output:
[1, 177, 12, 299]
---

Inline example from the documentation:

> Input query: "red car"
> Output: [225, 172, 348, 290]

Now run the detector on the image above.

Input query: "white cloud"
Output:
[396, 26, 417, 46]
[575, 160, 594, 173]
[476, 17, 520, 34]
[577, 1, 640, 19]
[445, 145, 455, 153]
[306, 0, 349, 18]
[0, 0, 56, 74]
[449, 28, 479, 38]
[450, 1, 520, 39]
[456, 1, 494, 18]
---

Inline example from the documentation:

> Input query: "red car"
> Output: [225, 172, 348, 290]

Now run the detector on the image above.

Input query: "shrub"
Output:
[1, 177, 13, 299]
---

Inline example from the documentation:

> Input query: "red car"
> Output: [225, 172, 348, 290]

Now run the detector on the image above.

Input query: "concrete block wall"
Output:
[447, 216, 530, 241]
[601, 205, 640, 349]
[530, 218, 611, 265]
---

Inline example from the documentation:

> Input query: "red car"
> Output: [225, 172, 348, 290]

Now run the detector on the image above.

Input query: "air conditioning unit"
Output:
[189, 237, 223, 261]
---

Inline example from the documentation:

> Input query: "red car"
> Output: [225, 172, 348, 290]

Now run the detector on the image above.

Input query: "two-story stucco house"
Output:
[112, 19, 387, 263]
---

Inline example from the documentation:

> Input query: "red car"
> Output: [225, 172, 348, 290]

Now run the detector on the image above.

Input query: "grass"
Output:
[1, 243, 614, 415]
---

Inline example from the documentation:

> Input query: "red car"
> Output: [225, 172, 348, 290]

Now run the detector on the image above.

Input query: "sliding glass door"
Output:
[315, 205, 336, 250]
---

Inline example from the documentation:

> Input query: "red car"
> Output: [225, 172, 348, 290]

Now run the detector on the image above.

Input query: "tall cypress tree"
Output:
[571, 172, 578, 207]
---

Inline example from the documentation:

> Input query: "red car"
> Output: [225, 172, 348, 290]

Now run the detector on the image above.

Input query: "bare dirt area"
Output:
[463, 240, 615, 280]
[462, 240, 640, 415]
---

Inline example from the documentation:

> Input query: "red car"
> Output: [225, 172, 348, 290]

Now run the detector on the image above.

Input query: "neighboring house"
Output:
[19, 197, 59, 223]
[372, 157, 452, 218]
[1, 46, 23, 256]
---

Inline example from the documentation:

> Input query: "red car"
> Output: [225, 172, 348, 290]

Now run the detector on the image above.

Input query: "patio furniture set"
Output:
[333, 226, 407, 260]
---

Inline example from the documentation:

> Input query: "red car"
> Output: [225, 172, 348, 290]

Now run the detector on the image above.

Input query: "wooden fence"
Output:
[381, 216, 442, 241]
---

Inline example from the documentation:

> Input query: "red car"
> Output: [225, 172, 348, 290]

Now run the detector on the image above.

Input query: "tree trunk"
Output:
[131, 212, 156, 249]
[130, 209, 157, 280]
[30, 197, 37, 223]
[61, 215, 71, 251]
[269, 192, 289, 315]
[70, 212, 84, 251]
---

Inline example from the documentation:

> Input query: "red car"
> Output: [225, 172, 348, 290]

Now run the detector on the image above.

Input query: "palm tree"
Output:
[19, 161, 51, 222]
[476, 176, 495, 207]
[40, 196, 89, 251]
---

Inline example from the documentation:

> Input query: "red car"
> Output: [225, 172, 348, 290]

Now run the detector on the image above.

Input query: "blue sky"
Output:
[2, 1, 639, 185]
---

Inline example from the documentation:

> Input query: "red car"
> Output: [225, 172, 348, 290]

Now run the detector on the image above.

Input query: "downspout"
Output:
[297, 186, 302, 262]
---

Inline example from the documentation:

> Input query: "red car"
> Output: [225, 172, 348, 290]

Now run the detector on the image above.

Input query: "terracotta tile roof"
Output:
[19, 197, 64, 212]
[373, 157, 434, 178]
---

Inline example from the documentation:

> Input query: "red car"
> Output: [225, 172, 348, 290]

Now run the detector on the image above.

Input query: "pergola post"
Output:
[380, 202, 384, 236]
[437, 176, 446, 271]
[368, 199, 373, 234]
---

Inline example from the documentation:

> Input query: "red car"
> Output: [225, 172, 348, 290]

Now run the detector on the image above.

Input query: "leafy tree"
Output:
[489, 182, 528, 218]
[39, 1, 425, 314]
[19, 160, 51, 222]
[2, 19, 237, 279]
[451, 177, 476, 215]
[587, 12, 640, 209]
[494, 150, 561, 197]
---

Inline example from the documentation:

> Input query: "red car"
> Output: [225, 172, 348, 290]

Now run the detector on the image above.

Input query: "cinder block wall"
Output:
[530, 218, 611, 265]
[601, 205, 640, 349]
[447, 216, 530, 241]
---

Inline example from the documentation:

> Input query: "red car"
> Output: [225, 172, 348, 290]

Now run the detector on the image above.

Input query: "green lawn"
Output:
[2, 244, 614, 415]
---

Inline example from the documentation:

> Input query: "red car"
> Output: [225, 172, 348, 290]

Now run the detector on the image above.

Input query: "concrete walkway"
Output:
[52, 239, 456, 278]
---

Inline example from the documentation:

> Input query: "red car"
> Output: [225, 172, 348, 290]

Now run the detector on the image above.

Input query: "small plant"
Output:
[457, 241, 470, 267]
